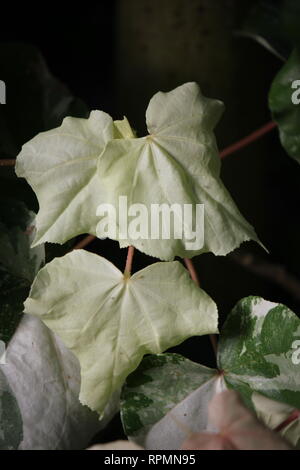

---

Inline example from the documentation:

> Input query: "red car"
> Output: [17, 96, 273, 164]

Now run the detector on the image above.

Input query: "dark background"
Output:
[1, 0, 300, 442]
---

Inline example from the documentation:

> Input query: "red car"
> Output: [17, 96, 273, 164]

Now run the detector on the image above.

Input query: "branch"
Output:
[184, 258, 218, 357]
[229, 250, 300, 302]
[220, 121, 277, 159]
[0, 159, 16, 166]
[73, 234, 96, 250]
[124, 246, 135, 278]
[184, 258, 201, 286]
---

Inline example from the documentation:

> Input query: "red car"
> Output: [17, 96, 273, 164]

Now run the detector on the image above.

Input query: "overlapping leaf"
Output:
[97, 82, 260, 260]
[24, 250, 218, 416]
[252, 392, 300, 448]
[121, 296, 300, 449]
[16, 82, 260, 259]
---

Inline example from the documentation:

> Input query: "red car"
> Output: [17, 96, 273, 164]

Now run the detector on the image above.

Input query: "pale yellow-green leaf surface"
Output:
[24, 250, 218, 416]
[97, 82, 260, 260]
[15, 110, 114, 246]
[16, 82, 260, 259]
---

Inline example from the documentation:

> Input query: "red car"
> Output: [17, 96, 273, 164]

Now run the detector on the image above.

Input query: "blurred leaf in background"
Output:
[0, 42, 88, 159]
[239, 0, 291, 61]
[269, 49, 300, 163]
[0, 198, 44, 345]
[0, 42, 89, 211]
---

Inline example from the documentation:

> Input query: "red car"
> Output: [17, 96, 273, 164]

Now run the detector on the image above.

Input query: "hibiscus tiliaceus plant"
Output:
[15, 82, 300, 449]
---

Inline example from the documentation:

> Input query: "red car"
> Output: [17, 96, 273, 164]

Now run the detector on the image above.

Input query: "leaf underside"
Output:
[24, 250, 218, 416]
[16, 82, 260, 260]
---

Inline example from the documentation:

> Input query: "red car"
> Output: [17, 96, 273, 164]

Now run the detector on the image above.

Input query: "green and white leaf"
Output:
[0, 199, 44, 344]
[121, 296, 300, 449]
[219, 296, 300, 410]
[0, 313, 114, 450]
[15, 110, 114, 246]
[16, 82, 260, 256]
[269, 49, 300, 163]
[0, 368, 23, 450]
[24, 250, 218, 416]
[120, 353, 224, 450]
[97, 82, 260, 260]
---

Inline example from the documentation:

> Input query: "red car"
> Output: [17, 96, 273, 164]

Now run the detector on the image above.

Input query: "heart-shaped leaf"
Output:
[219, 296, 300, 409]
[120, 353, 222, 449]
[97, 82, 260, 260]
[24, 249, 218, 416]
